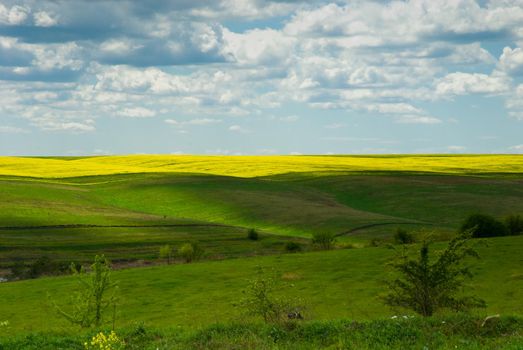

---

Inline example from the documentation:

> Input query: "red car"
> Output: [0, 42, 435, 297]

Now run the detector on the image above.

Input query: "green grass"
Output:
[2, 315, 522, 349]
[1, 157, 523, 347]
[2, 171, 523, 269]
[1, 236, 522, 334]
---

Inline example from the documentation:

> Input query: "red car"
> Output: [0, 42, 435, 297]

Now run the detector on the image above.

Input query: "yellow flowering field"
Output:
[0, 154, 521, 178]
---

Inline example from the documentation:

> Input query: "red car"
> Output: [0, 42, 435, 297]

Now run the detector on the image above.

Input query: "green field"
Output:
[2, 169, 523, 269]
[1, 155, 522, 348]
[1, 236, 522, 334]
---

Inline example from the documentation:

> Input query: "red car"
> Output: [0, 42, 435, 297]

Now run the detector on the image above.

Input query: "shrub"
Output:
[370, 238, 383, 247]
[178, 242, 203, 263]
[312, 232, 336, 250]
[460, 214, 508, 238]
[238, 266, 303, 324]
[285, 241, 302, 253]
[247, 228, 259, 241]
[159, 244, 173, 264]
[9, 257, 75, 280]
[50, 255, 119, 328]
[384, 233, 486, 317]
[505, 214, 523, 236]
[394, 228, 415, 244]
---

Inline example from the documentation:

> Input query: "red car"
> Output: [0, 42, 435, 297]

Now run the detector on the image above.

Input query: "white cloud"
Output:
[229, 124, 248, 133]
[499, 46, 523, 75]
[505, 84, 523, 120]
[0, 125, 29, 133]
[395, 114, 442, 124]
[33, 11, 58, 27]
[284, 1, 523, 46]
[436, 72, 509, 95]
[223, 28, 295, 65]
[192, 0, 297, 20]
[117, 107, 156, 118]
[447, 145, 466, 151]
[165, 118, 222, 126]
[0, 4, 29, 25]
[100, 40, 142, 54]
[509, 144, 523, 153]
[36, 120, 95, 132]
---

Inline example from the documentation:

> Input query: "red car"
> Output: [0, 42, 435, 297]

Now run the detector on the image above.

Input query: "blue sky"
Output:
[0, 0, 523, 155]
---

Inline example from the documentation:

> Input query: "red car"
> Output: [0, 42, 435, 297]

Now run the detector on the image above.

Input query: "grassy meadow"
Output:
[1, 155, 523, 348]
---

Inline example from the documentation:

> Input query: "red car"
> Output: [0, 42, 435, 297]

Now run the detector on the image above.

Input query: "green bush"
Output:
[9, 257, 75, 280]
[247, 228, 259, 241]
[460, 213, 509, 238]
[285, 241, 302, 253]
[50, 255, 118, 328]
[178, 242, 204, 263]
[238, 266, 303, 325]
[505, 214, 523, 236]
[159, 244, 173, 264]
[312, 232, 336, 250]
[385, 233, 486, 317]
[393, 229, 415, 244]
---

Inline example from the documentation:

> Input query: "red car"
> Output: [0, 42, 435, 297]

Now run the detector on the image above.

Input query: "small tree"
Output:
[238, 266, 303, 324]
[312, 232, 336, 250]
[247, 228, 259, 241]
[51, 255, 118, 328]
[159, 244, 173, 264]
[285, 241, 302, 253]
[460, 213, 508, 238]
[394, 228, 415, 244]
[505, 215, 523, 236]
[384, 233, 485, 317]
[178, 242, 203, 263]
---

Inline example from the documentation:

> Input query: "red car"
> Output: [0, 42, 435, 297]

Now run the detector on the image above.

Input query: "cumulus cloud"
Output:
[33, 11, 58, 27]
[499, 46, 523, 76]
[223, 28, 295, 65]
[1, 0, 523, 144]
[436, 72, 510, 95]
[0, 4, 29, 25]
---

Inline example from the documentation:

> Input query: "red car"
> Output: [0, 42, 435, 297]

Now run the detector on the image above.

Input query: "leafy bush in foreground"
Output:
[50, 255, 119, 328]
[385, 233, 486, 317]
[237, 266, 303, 325]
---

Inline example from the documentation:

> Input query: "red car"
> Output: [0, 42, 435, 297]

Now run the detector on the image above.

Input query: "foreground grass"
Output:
[1, 315, 522, 349]
[1, 236, 522, 334]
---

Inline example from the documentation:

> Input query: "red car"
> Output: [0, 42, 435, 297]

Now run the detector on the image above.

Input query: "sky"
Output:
[0, 0, 523, 155]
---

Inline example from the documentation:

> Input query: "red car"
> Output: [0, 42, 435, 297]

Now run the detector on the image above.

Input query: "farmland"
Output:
[0, 155, 522, 348]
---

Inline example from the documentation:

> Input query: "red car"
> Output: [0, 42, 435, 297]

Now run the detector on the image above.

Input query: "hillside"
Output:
[0, 235, 522, 334]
